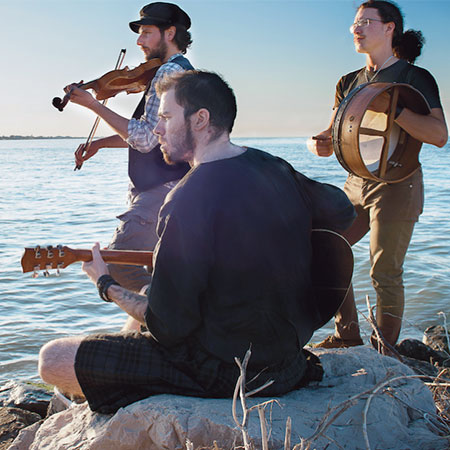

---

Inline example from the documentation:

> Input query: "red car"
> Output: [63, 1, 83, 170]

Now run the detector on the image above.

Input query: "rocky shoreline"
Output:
[1, 325, 449, 449]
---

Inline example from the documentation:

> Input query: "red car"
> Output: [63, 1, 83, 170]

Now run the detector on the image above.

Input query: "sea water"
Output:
[0, 138, 449, 383]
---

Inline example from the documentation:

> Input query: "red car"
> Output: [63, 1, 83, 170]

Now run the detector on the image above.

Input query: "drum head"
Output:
[332, 82, 430, 183]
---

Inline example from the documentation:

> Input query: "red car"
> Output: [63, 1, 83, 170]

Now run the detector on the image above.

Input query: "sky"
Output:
[1, 0, 449, 138]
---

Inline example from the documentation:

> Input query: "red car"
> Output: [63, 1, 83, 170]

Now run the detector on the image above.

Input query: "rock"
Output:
[9, 346, 449, 450]
[396, 338, 449, 367]
[0, 407, 41, 450]
[46, 390, 74, 416]
[0, 381, 52, 418]
[399, 355, 439, 378]
[424, 325, 450, 354]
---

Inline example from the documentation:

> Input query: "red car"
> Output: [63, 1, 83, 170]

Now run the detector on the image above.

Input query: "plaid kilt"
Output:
[74, 331, 323, 414]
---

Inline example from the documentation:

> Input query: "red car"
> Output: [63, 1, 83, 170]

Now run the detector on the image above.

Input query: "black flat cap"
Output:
[129, 2, 191, 33]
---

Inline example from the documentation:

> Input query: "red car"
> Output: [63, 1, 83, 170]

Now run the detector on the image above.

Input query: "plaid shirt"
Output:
[126, 54, 187, 153]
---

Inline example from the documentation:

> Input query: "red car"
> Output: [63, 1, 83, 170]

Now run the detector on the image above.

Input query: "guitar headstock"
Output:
[21, 245, 76, 277]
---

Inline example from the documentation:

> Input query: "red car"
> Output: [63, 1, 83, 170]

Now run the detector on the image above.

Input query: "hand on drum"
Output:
[307, 132, 334, 157]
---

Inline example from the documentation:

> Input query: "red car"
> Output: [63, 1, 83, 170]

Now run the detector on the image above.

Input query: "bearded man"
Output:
[65, 3, 194, 301]
[39, 71, 355, 414]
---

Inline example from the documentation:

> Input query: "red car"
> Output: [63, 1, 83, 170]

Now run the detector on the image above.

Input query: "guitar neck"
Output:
[21, 246, 154, 274]
[75, 249, 153, 267]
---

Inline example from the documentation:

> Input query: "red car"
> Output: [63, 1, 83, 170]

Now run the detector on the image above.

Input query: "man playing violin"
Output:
[65, 3, 194, 308]
[39, 70, 355, 414]
[308, 0, 448, 351]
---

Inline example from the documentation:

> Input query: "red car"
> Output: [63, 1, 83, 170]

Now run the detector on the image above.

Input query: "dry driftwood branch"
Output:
[291, 305, 450, 450]
[284, 416, 291, 450]
[362, 372, 450, 449]
[258, 406, 269, 450]
[297, 372, 390, 450]
[246, 380, 275, 398]
[362, 295, 403, 361]
[427, 367, 450, 432]
[438, 311, 450, 352]
[299, 371, 447, 450]
[232, 349, 278, 450]
[384, 387, 449, 435]
[247, 399, 279, 414]
[228, 314, 450, 450]
[232, 350, 252, 449]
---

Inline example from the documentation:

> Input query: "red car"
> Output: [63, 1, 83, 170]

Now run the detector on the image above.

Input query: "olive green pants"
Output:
[108, 183, 173, 293]
[336, 168, 424, 345]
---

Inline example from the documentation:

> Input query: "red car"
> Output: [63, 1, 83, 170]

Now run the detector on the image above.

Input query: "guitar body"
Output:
[310, 229, 353, 330]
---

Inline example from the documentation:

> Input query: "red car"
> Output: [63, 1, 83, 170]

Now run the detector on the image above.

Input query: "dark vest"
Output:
[128, 55, 193, 192]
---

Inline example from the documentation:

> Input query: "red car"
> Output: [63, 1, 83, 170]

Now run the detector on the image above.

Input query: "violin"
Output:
[52, 57, 162, 112]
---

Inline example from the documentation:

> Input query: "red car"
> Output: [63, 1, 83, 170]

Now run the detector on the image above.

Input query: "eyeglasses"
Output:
[349, 18, 384, 32]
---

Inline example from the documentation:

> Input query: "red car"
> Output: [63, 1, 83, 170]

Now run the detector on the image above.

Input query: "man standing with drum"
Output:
[308, 0, 447, 350]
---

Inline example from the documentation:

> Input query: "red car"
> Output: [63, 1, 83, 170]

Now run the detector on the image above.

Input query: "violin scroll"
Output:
[52, 96, 65, 112]
[52, 84, 81, 112]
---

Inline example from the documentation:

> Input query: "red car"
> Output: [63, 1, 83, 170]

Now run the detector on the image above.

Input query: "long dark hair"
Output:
[359, 0, 424, 63]
[158, 24, 192, 54]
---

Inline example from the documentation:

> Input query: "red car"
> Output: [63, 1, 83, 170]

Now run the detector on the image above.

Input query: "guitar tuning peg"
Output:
[56, 268, 61, 276]
[34, 246, 41, 259]
[44, 264, 52, 277]
[47, 246, 54, 258]
[32, 265, 40, 278]
[57, 245, 65, 257]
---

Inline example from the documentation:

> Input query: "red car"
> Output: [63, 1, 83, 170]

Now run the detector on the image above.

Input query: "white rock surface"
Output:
[10, 346, 448, 450]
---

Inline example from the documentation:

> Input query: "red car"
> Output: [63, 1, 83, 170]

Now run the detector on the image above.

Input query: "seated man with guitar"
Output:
[38, 71, 355, 413]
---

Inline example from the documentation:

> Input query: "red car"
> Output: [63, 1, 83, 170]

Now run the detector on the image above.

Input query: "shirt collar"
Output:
[167, 53, 183, 63]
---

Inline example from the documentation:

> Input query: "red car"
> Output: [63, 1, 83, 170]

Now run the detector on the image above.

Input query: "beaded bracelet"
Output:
[97, 274, 120, 303]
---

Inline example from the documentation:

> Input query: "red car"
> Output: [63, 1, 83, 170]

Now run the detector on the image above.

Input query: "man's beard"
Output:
[145, 37, 168, 61]
[162, 121, 195, 165]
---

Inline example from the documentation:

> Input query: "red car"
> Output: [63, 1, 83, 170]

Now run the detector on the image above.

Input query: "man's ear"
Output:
[192, 108, 210, 131]
[385, 21, 395, 36]
[165, 25, 176, 42]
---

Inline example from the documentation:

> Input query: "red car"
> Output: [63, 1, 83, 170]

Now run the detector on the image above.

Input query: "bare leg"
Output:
[39, 336, 85, 397]
[121, 316, 143, 332]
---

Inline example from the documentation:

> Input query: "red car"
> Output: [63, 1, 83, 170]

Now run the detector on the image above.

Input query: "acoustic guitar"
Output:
[21, 229, 353, 329]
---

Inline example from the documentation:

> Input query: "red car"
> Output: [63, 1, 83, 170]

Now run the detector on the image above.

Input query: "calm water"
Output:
[0, 138, 449, 383]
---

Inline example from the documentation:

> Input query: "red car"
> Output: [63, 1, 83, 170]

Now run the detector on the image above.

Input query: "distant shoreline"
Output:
[0, 136, 86, 141]
[0, 135, 308, 141]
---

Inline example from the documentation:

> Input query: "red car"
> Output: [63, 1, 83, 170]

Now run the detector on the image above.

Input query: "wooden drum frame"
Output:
[332, 82, 430, 183]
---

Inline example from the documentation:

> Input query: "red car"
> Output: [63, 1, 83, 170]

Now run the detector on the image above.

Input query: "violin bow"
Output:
[74, 48, 127, 171]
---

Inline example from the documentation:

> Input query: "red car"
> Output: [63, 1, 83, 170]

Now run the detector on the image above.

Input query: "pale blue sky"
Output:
[1, 0, 449, 137]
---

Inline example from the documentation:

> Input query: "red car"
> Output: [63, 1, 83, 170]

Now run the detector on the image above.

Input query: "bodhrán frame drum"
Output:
[332, 82, 430, 183]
